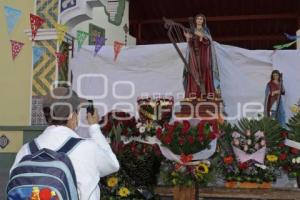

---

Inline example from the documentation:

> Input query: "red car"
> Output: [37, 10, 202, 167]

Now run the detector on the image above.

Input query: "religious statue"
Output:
[264, 70, 286, 125]
[182, 14, 220, 99]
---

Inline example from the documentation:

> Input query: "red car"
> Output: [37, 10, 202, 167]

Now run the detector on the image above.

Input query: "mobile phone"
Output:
[86, 100, 94, 115]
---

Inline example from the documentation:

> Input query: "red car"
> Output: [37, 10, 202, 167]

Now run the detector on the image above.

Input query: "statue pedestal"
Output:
[175, 98, 224, 119]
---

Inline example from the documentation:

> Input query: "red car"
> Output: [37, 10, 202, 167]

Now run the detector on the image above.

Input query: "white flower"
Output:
[232, 132, 240, 138]
[201, 160, 211, 167]
[139, 126, 146, 133]
[247, 139, 252, 145]
[296, 157, 300, 164]
[292, 158, 296, 164]
[233, 139, 240, 146]
[255, 163, 267, 170]
[254, 131, 265, 138]
[243, 145, 248, 152]
[260, 140, 266, 146]
[136, 122, 142, 128]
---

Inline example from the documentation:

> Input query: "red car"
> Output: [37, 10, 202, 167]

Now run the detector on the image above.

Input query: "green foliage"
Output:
[287, 112, 300, 141]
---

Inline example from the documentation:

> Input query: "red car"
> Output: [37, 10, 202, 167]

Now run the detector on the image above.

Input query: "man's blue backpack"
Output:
[7, 138, 82, 200]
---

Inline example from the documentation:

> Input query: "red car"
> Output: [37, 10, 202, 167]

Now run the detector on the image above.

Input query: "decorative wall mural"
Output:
[89, 23, 105, 45]
[36, 0, 58, 28]
[61, 0, 77, 13]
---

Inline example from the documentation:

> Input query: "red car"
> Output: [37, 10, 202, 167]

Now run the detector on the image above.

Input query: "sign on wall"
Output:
[61, 0, 77, 13]
[89, 23, 105, 45]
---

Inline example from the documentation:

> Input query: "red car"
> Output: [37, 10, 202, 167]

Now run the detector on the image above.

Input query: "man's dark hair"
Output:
[43, 107, 68, 126]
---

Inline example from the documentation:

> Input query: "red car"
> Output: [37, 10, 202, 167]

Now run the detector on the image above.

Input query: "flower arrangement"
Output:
[282, 111, 300, 178]
[218, 118, 286, 188]
[99, 110, 162, 199]
[137, 96, 174, 125]
[100, 142, 162, 200]
[157, 120, 219, 187]
[158, 159, 215, 187]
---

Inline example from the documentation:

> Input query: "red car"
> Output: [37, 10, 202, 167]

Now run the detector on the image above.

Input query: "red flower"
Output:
[39, 188, 52, 199]
[198, 123, 205, 135]
[187, 136, 195, 145]
[279, 153, 287, 161]
[290, 148, 299, 155]
[163, 135, 172, 145]
[156, 127, 162, 139]
[278, 142, 285, 148]
[280, 131, 288, 138]
[198, 134, 204, 143]
[179, 137, 185, 145]
[173, 121, 180, 127]
[182, 120, 190, 134]
[180, 154, 193, 164]
[209, 132, 217, 140]
[238, 162, 248, 170]
[224, 156, 234, 165]
[164, 123, 175, 135]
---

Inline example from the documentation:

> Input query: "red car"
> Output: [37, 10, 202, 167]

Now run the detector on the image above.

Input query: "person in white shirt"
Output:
[10, 87, 120, 200]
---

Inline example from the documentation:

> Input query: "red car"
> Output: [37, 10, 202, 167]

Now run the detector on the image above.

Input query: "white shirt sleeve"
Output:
[88, 124, 120, 177]
[88, 124, 112, 151]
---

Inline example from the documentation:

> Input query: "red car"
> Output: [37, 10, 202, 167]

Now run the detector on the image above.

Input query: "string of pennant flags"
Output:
[3, 5, 125, 62]
[273, 33, 300, 50]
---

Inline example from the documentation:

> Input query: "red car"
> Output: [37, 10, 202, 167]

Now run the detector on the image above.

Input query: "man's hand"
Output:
[87, 109, 100, 125]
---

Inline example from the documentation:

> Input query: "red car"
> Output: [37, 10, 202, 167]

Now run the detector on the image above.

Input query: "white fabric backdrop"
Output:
[71, 43, 300, 123]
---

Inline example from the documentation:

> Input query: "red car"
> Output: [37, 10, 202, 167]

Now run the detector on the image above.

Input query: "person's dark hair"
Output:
[43, 107, 68, 126]
[194, 13, 207, 27]
[270, 70, 281, 81]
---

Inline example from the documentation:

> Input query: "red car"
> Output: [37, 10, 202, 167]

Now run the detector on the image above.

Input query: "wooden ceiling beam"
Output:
[131, 13, 298, 25]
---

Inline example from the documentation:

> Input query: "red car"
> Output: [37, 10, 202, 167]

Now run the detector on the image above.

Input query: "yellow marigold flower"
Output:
[266, 155, 278, 162]
[291, 105, 300, 113]
[195, 163, 209, 174]
[118, 187, 130, 197]
[107, 177, 118, 188]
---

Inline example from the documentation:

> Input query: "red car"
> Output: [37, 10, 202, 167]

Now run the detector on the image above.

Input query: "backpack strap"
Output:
[28, 138, 82, 155]
[28, 139, 39, 154]
[57, 138, 83, 154]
